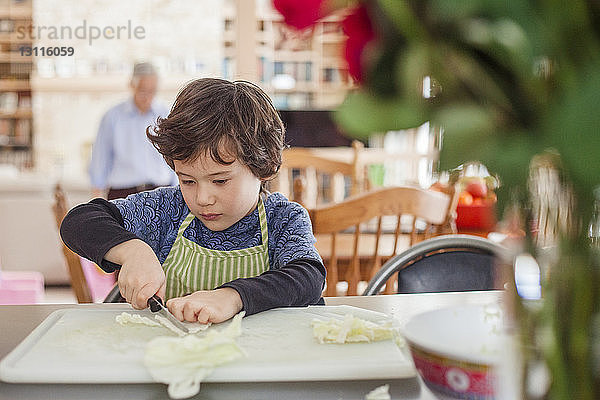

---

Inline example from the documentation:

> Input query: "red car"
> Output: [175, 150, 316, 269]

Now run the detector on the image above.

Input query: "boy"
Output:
[61, 78, 325, 324]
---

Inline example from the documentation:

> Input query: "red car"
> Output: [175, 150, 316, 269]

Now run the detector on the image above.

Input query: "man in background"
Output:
[89, 62, 177, 200]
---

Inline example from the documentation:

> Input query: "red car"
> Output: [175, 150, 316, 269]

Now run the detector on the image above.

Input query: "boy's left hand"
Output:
[166, 288, 243, 324]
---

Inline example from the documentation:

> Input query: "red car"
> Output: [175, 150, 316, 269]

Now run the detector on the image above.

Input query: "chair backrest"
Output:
[272, 140, 365, 208]
[363, 234, 509, 295]
[52, 184, 93, 303]
[309, 186, 451, 296]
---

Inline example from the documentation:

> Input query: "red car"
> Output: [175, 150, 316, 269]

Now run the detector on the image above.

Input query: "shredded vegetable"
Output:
[311, 314, 401, 345]
[365, 384, 391, 400]
[115, 312, 211, 336]
[116, 312, 162, 327]
[144, 312, 246, 399]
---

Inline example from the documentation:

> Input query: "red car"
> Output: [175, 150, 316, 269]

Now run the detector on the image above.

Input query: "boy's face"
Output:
[173, 153, 262, 231]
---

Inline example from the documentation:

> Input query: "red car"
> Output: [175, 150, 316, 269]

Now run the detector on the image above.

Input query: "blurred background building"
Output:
[0, 0, 356, 178]
[0, 0, 439, 288]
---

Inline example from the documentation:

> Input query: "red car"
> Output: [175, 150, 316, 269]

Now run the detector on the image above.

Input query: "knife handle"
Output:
[147, 295, 163, 313]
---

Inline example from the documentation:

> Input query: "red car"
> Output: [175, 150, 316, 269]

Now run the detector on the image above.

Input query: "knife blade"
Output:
[147, 295, 190, 334]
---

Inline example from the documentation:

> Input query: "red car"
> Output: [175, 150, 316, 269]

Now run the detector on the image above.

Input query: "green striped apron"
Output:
[162, 198, 269, 299]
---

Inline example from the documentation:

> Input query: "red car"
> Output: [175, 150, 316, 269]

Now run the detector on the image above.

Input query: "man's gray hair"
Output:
[131, 62, 157, 86]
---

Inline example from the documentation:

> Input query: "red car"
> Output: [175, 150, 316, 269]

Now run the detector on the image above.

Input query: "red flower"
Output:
[342, 5, 376, 82]
[273, 0, 325, 30]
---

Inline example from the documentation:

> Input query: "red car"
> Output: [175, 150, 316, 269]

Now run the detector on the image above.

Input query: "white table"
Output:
[0, 291, 502, 400]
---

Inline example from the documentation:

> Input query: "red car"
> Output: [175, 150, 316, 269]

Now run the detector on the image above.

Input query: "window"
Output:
[323, 68, 338, 83]
[273, 61, 284, 75]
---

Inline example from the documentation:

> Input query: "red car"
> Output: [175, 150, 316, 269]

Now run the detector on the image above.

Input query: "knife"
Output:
[147, 295, 190, 334]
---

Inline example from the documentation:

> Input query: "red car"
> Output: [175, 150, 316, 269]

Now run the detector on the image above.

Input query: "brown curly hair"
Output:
[147, 78, 285, 185]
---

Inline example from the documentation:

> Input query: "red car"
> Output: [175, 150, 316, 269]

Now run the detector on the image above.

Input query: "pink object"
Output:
[0, 271, 45, 304]
[79, 257, 116, 302]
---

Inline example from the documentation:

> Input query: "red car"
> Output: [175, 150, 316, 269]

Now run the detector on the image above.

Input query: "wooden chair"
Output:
[271, 141, 365, 208]
[272, 138, 445, 211]
[309, 186, 451, 296]
[52, 184, 93, 303]
[363, 234, 510, 295]
[53, 184, 119, 303]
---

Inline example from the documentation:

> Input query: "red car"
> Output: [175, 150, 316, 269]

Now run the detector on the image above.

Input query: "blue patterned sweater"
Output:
[112, 187, 323, 269]
[60, 187, 326, 314]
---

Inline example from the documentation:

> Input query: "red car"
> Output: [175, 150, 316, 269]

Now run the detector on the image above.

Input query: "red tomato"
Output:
[465, 181, 488, 199]
[458, 191, 474, 206]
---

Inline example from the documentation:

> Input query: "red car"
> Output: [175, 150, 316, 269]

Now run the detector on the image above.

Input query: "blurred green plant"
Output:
[274, 0, 600, 398]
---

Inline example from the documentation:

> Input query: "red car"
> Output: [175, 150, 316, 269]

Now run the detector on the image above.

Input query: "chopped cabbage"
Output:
[115, 312, 211, 336]
[365, 384, 391, 400]
[311, 313, 401, 344]
[144, 312, 245, 399]
[116, 312, 162, 327]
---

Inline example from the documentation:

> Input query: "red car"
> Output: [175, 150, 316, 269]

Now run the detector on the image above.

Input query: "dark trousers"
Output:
[107, 184, 158, 200]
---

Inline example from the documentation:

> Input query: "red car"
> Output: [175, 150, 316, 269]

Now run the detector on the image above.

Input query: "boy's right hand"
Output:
[104, 239, 166, 309]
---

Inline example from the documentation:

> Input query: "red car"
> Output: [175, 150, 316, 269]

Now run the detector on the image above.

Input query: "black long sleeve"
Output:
[220, 258, 326, 316]
[60, 198, 137, 272]
[60, 198, 327, 312]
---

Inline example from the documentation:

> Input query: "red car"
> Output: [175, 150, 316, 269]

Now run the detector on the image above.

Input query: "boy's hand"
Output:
[166, 288, 243, 324]
[105, 239, 166, 309]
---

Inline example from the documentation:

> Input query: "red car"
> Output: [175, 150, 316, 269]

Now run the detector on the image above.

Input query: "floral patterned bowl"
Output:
[402, 304, 507, 400]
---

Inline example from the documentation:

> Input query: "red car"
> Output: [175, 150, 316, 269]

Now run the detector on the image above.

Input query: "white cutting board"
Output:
[0, 305, 414, 383]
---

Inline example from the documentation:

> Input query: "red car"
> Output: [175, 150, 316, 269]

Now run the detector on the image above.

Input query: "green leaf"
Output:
[428, 0, 488, 21]
[433, 104, 494, 137]
[334, 90, 427, 138]
[376, 0, 424, 39]
[394, 43, 430, 102]
[543, 63, 600, 204]
[442, 49, 514, 113]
